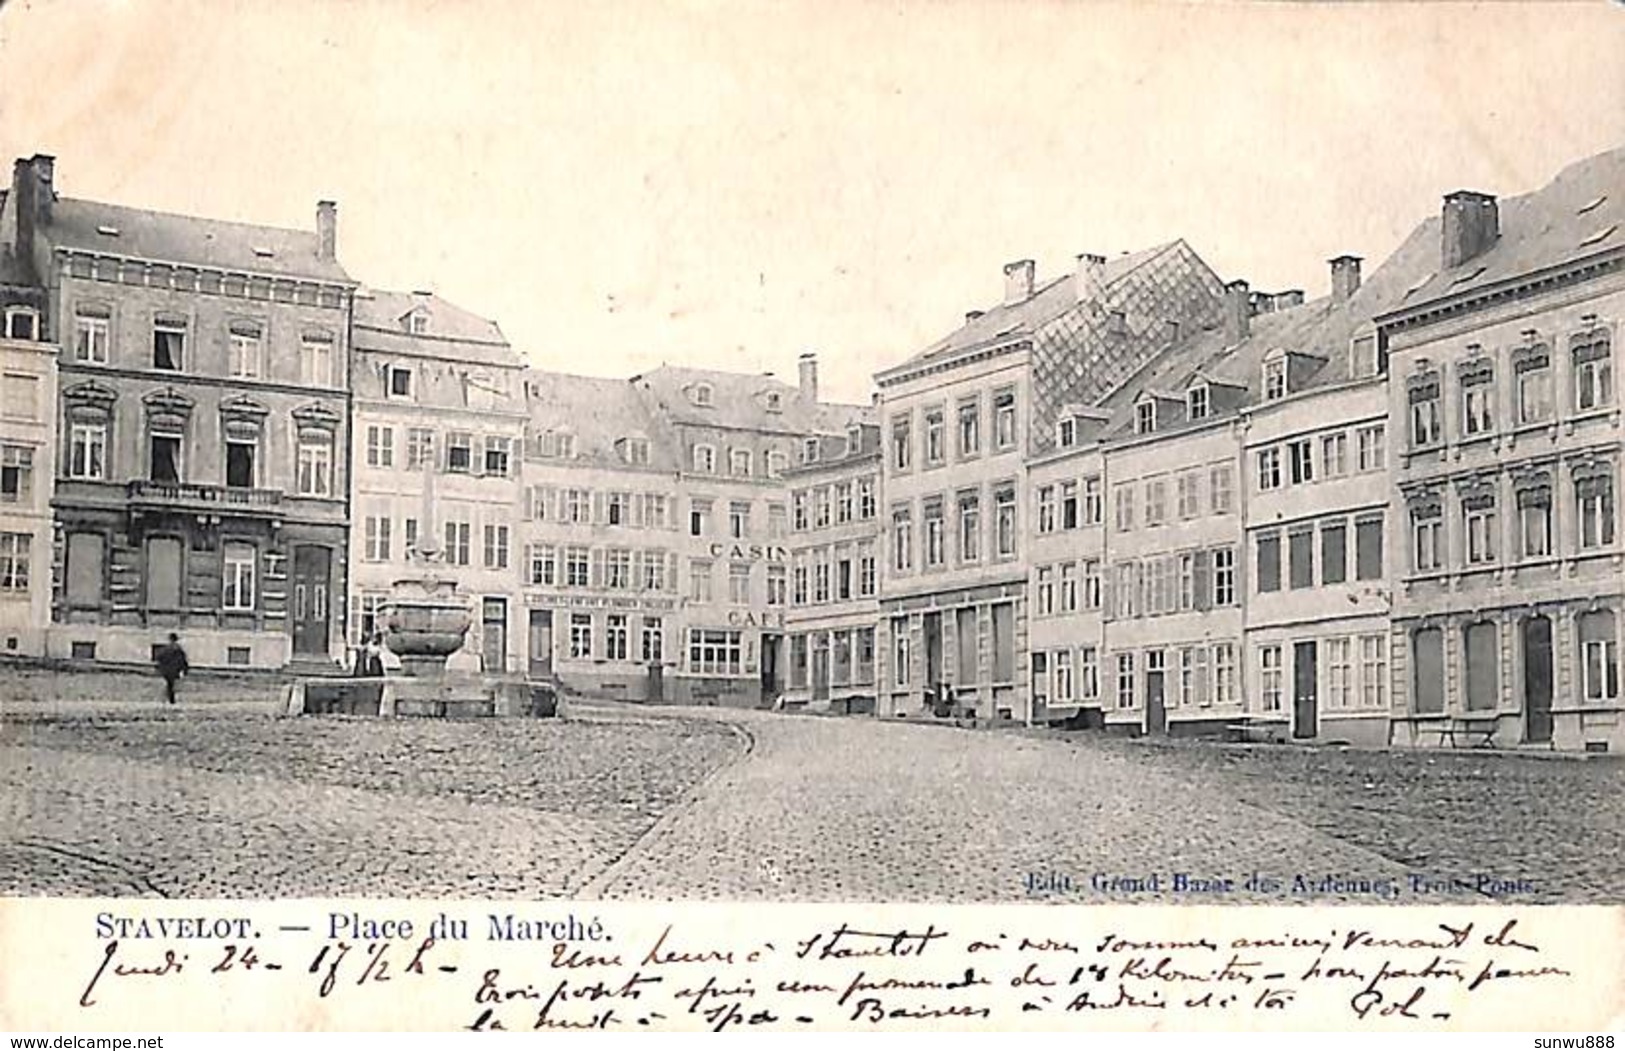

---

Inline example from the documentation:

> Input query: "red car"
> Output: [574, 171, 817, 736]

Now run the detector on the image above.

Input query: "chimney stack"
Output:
[316, 200, 337, 261]
[1329, 255, 1362, 304]
[1224, 280, 1251, 344]
[1273, 290, 1305, 310]
[1441, 191, 1499, 270]
[1003, 259, 1035, 305]
[1074, 253, 1106, 303]
[798, 352, 818, 404]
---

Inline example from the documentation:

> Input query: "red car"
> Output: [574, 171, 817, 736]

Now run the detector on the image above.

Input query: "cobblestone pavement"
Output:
[591, 710, 1625, 904]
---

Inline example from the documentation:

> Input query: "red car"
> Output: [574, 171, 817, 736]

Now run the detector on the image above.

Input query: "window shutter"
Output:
[668, 553, 678, 590]
[593, 491, 606, 525]
[1194, 550, 1212, 611]
[1101, 569, 1115, 621]
[590, 549, 604, 588]
[632, 494, 646, 528]
[554, 489, 567, 521]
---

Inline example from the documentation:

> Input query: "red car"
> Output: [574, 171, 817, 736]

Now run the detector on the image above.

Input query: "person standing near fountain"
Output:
[153, 632, 190, 705]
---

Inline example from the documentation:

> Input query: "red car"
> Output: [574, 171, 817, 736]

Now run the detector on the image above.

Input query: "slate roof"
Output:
[353, 288, 522, 369]
[1393, 146, 1625, 313]
[43, 197, 353, 284]
[630, 364, 872, 435]
[525, 370, 681, 471]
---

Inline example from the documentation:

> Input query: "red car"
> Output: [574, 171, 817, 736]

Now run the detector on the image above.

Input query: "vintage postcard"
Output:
[0, 0, 1622, 1034]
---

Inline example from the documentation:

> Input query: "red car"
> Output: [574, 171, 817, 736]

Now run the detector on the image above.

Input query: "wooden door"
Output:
[291, 546, 331, 656]
[1293, 641, 1318, 739]
[1523, 615, 1553, 744]
[481, 597, 507, 673]
[528, 609, 553, 678]
[1145, 650, 1167, 734]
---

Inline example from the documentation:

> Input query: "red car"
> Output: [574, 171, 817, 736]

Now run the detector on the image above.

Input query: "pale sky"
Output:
[2, 0, 1622, 405]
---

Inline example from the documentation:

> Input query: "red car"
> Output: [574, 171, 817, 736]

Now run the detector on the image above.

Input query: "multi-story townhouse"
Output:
[520, 369, 684, 699]
[9, 155, 356, 669]
[1026, 411, 1109, 726]
[348, 289, 528, 673]
[629, 357, 870, 707]
[0, 178, 57, 655]
[1381, 148, 1623, 752]
[781, 421, 882, 714]
[875, 246, 1225, 724]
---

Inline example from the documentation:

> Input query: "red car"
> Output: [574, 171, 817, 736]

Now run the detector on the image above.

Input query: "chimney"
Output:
[798, 352, 818, 403]
[1273, 290, 1305, 310]
[316, 200, 337, 261]
[1074, 253, 1106, 303]
[1003, 259, 1035, 305]
[1224, 280, 1251, 344]
[11, 155, 54, 274]
[1441, 191, 1499, 270]
[1329, 254, 1362, 304]
[1250, 291, 1274, 315]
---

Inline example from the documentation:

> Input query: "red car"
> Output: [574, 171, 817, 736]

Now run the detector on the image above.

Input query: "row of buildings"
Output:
[0, 147, 1619, 748]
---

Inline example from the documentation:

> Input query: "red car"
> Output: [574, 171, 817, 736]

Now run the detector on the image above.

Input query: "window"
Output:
[689, 560, 713, 602]
[1412, 504, 1443, 572]
[622, 438, 650, 465]
[729, 563, 751, 605]
[569, 613, 593, 659]
[484, 437, 511, 477]
[692, 444, 716, 474]
[152, 316, 186, 371]
[387, 365, 413, 399]
[1116, 653, 1136, 709]
[1079, 646, 1099, 700]
[1321, 433, 1348, 478]
[1577, 472, 1616, 550]
[792, 491, 808, 531]
[2, 374, 38, 421]
[1355, 516, 1384, 580]
[365, 425, 394, 468]
[446, 432, 473, 473]
[529, 545, 556, 586]
[227, 322, 262, 379]
[606, 491, 631, 527]
[69, 422, 107, 481]
[1517, 485, 1552, 558]
[1356, 424, 1386, 471]
[403, 518, 418, 557]
[1059, 562, 1078, 613]
[1213, 643, 1236, 706]
[408, 310, 429, 335]
[1288, 439, 1314, 485]
[791, 558, 808, 606]
[443, 521, 472, 566]
[1324, 637, 1352, 710]
[1081, 476, 1102, 525]
[1463, 621, 1498, 712]
[767, 565, 787, 606]
[641, 617, 664, 663]
[1579, 610, 1620, 702]
[1463, 496, 1497, 565]
[1573, 329, 1614, 412]
[4, 306, 38, 341]
[1359, 634, 1388, 709]
[406, 428, 434, 470]
[1054, 649, 1074, 704]
[688, 629, 744, 676]
[1258, 645, 1283, 712]
[605, 615, 629, 661]
[1256, 534, 1281, 593]
[74, 305, 111, 364]
[1135, 401, 1156, 435]
[891, 416, 912, 472]
[1114, 483, 1135, 532]
[835, 483, 853, 524]
[1213, 547, 1236, 606]
[994, 485, 1017, 557]
[813, 488, 831, 529]
[1256, 448, 1281, 491]
[1057, 417, 1077, 448]
[1037, 485, 1056, 534]
[564, 489, 590, 524]
[1177, 553, 1195, 611]
[729, 500, 751, 539]
[1059, 481, 1078, 530]
[802, 438, 820, 464]
[1263, 356, 1286, 401]
[1031, 651, 1049, 706]
[690, 383, 713, 407]
[858, 477, 876, 520]
[766, 450, 788, 477]
[1176, 647, 1197, 708]
[555, 433, 576, 459]
[728, 447, 752, 477]
[1035, 566, 1055, 617]
[1515, 344, 1553, 425]
[483, 524, 510, 570]
[689, 499, 711, 537]
[1461, 365, 1495, 437]
[1321, 521, 1347, 585]
[856, 541, 877, 597]
[221, 543, 256, 611]
[891, 507, 913, 572]
[958, 492, 980, 562]
[958, 398, 980, 458]
[923, 499, 945, 567]
[565, 547, 589, 587]
[993, 389, 1017, 450]
[768, 502, 787, 537]
[363, 516, 392, 561]
[300, 335, 334, 387]
[1188, 384, 1210, 420]
[0, 445, 34, 504]
[641, 549, 668, 591]
[1412, 627, 1445, 714]
[1409, 380, 1441, 447]
[892, 617, 911, 686]
[220, 432, 256, 488]
[0, 533, 29, 593]
[644, 493, 670, 529]
[924, 407, 945, 465]
[1209, 464, 1234, 514]
[1176, 471, 1200, 519]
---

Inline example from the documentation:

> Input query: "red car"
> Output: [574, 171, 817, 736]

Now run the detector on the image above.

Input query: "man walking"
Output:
[154, 632, 190, 705]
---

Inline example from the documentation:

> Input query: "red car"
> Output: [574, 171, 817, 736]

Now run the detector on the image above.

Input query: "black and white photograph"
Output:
[1, 0, 1622, 919]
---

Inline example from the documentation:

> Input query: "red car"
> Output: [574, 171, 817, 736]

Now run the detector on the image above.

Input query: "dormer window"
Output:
[3, 307, 40, 342]
[1057, 417, 1077, 448]
[691, 383, 714, 407]
[802, 438, 820, 464]
[1135, 400, 1156, 435]
[765, 392, 783, 412]
[1263, 353, 1287, 401]
[846, 424, 862, 455]
[1188, 384, 1210, 421]
[1350, 333, 1380, 379]
[556, 432, 576, 459]
[767, 450, 788, 477]
[387, 365, 414, 400]
[407, 310, 430, 335]
[620, 437, 650, 465]
[692, 443, 716, 473]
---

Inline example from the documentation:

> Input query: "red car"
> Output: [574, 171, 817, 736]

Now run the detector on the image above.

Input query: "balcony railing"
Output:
[126, 479, 284, 513]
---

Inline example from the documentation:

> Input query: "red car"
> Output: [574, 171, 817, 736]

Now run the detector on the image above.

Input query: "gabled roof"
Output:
[882, 241, 1184, 376]
[353, 289, 522, 369]
[1395, 146, 1625, 311]
[44, 198, 352, 284]
[525, 370, 681, 471]
[630, 364, 872, 435]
